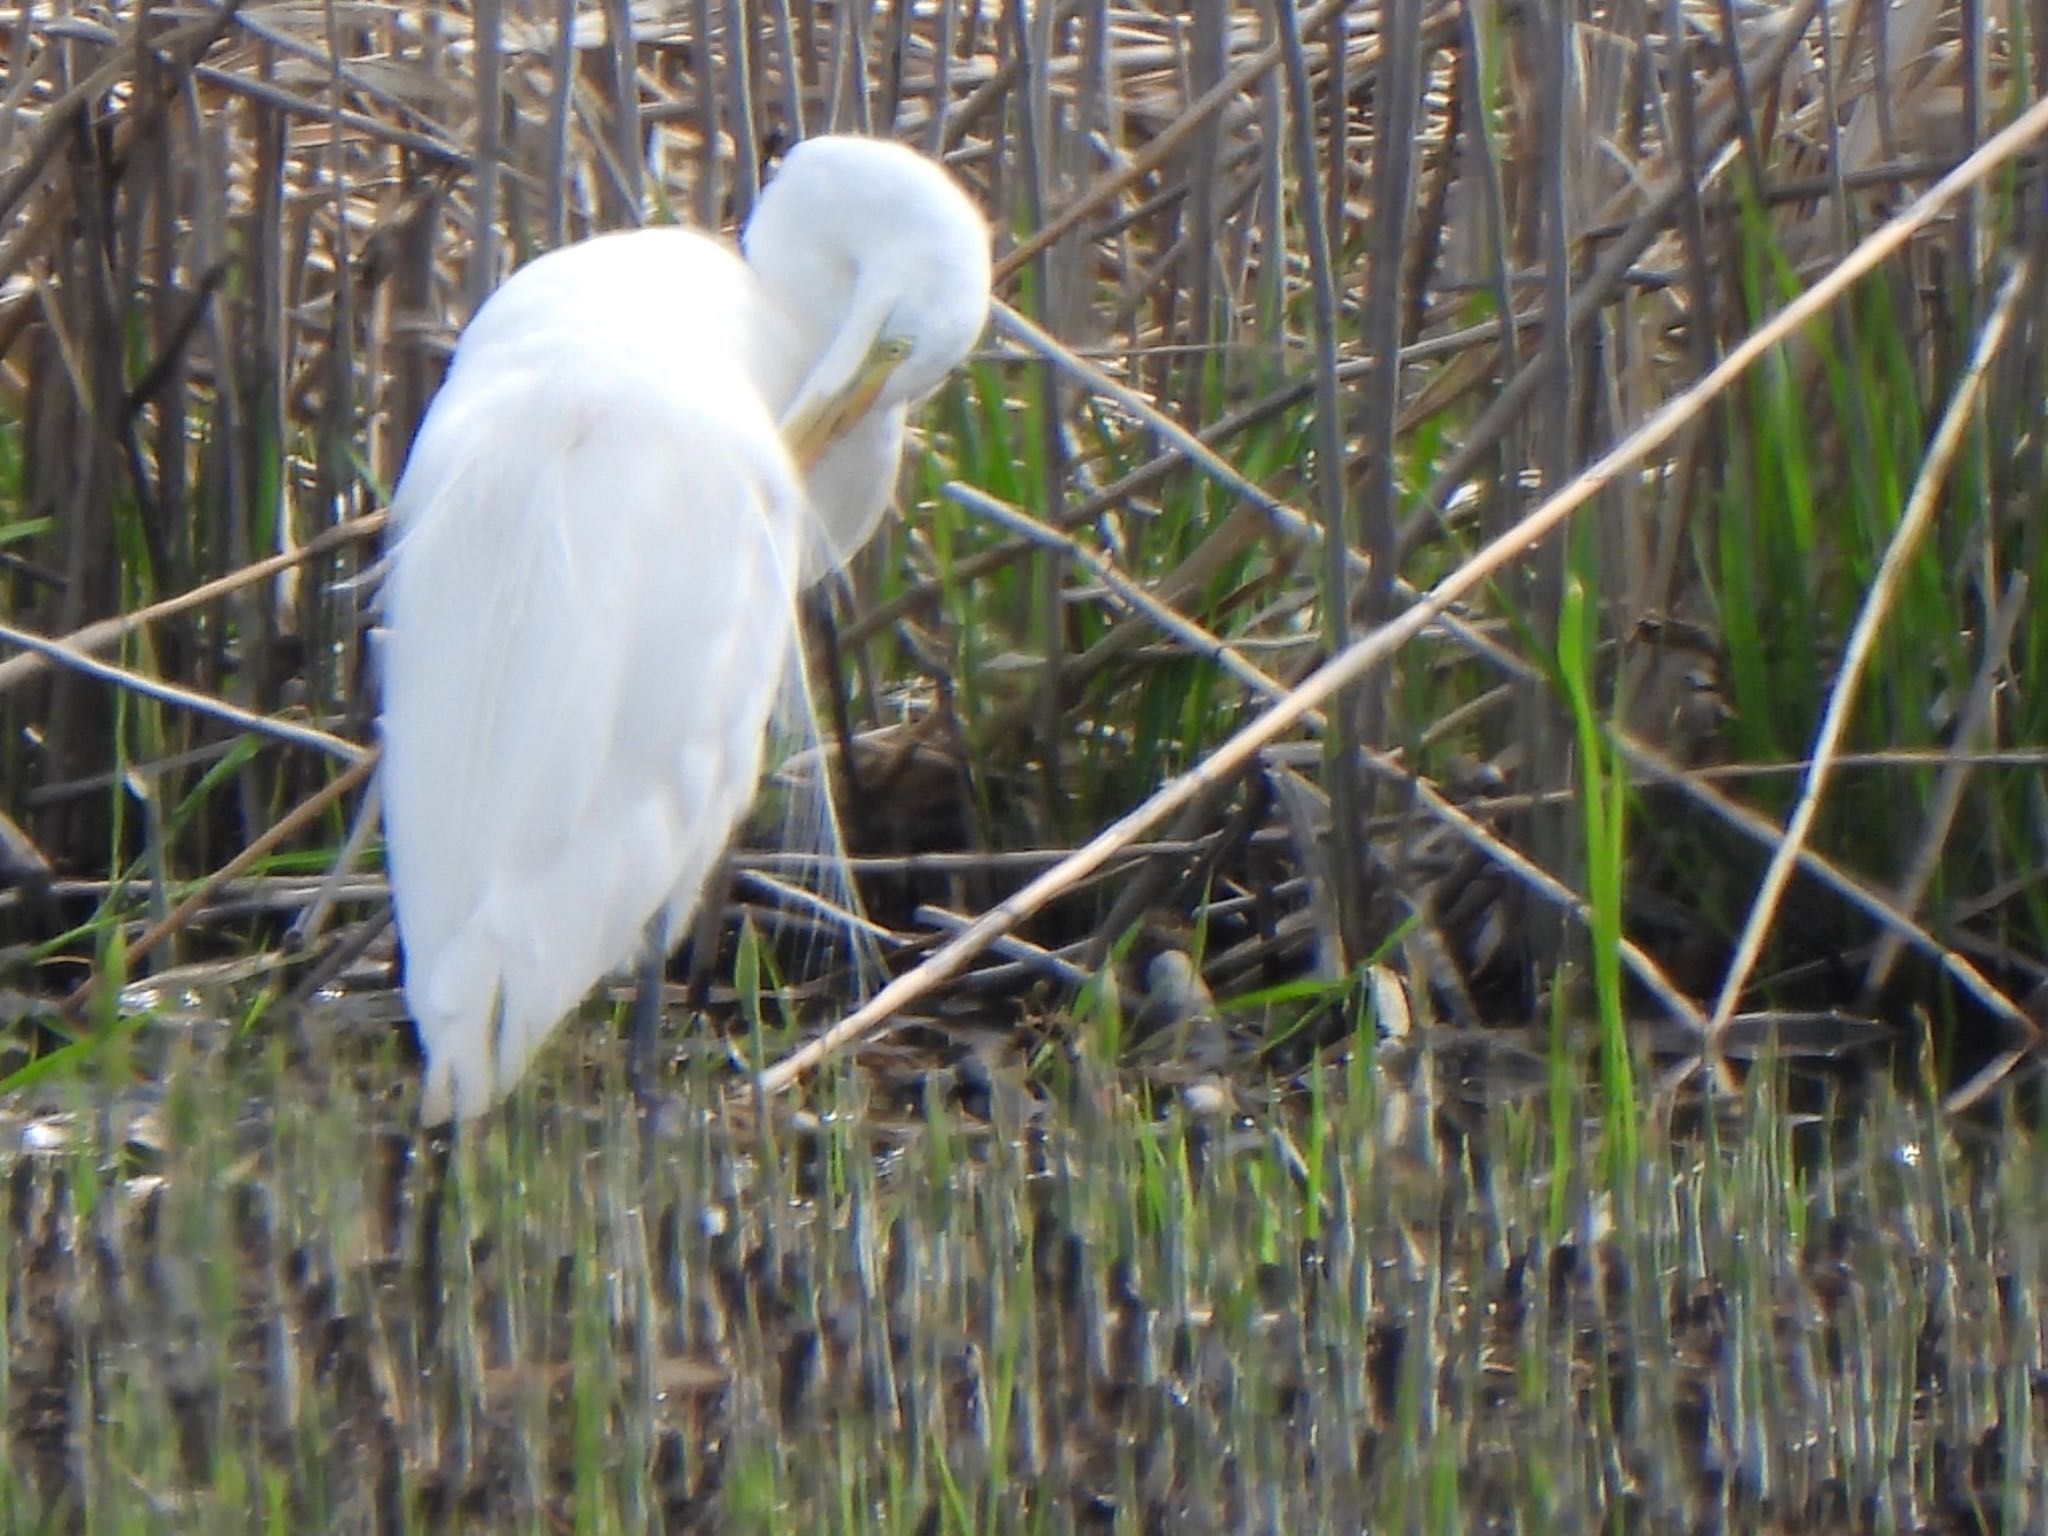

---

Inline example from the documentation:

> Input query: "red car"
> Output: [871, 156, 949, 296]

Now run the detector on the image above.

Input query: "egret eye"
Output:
[878, 335, 913, 363]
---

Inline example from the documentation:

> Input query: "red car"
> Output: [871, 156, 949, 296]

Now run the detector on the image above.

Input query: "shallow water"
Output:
[0, 1000, 2041, 1533]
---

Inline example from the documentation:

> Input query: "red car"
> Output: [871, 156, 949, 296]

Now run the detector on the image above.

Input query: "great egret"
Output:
[377, 136, 991, 1122]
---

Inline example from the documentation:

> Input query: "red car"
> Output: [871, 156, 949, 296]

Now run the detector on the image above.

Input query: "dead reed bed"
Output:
[0, 0, 2044, 1098]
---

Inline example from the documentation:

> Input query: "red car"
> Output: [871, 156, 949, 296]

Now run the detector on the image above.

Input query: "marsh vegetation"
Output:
[1, 0, 2046, 1528]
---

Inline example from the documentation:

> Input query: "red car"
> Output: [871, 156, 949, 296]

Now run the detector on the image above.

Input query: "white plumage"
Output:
[376, 137, 990, 1121]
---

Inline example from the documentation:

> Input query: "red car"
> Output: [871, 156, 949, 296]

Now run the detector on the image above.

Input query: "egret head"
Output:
[742, 137, 991, 472]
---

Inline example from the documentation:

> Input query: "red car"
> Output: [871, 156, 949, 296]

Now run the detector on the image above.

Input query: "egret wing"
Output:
[379, 314, 806, 1121]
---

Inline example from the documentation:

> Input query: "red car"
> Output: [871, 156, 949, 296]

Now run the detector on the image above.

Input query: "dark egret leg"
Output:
[683, 855, 738, 1011]
[628, 915, 669, 1108]
[804, 584, 867, 805]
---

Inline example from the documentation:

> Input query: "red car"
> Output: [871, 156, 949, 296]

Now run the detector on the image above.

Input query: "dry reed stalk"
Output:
[0, 0, 2039, 1086]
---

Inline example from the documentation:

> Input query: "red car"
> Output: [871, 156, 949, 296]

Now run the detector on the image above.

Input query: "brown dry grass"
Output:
[0, 0, 2044, 1095]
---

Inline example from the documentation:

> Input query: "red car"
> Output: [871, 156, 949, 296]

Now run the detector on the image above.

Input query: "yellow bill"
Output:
[784, 339, 908, 471]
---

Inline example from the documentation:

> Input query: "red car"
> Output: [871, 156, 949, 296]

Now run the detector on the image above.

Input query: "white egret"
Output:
[376, 136, 991, 1122]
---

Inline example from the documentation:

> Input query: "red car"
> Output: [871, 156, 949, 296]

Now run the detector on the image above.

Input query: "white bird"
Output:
[376, 136, 991, 1122]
